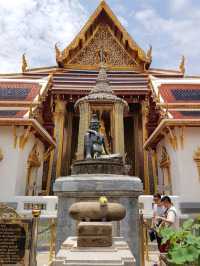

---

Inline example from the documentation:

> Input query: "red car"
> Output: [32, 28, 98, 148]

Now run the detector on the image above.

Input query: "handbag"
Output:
[149, 228, 157, 242]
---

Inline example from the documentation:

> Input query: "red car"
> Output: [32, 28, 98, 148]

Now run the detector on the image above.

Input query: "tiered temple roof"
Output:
[0, 0, 199, 145]
[150, 76, 200, 119]
[0, 77, 55, 147]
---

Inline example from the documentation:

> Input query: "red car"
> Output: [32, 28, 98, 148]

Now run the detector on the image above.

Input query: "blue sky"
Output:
[0, 0, 200, 74]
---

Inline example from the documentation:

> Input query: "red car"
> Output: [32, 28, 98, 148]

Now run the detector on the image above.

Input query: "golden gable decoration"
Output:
[55, 1, 151, 70]
[69, 24, 137, 69]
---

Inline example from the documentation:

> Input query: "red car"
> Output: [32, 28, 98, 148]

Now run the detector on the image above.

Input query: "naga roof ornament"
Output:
[21, 53, 28, 73]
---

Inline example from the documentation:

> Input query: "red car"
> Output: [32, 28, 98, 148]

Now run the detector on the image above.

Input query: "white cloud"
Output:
[0, 0, 199, 75]
[133, 5, 200, 74]
[169, 0, 190, 13]
[0, 0, 87, 73]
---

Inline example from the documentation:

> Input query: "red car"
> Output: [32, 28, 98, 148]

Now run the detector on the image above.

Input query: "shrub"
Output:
[159, 218, 200, 265]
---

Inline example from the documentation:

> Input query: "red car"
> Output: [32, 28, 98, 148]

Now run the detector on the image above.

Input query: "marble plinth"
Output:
[53, 174, 143, 266]
[53, 237, 135, 266]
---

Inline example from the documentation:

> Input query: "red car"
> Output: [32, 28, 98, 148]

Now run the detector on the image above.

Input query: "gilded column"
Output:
[151, 148, 158, 193]
[62, 108, 73, 175]
[53, 97, 66, 178]
[76, 101, 90, 160]
[142, 100, 150, 194]
[113, 102, 125, 158]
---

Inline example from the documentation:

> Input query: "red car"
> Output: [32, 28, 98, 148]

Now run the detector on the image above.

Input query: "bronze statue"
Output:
[84, 114, 108, 159]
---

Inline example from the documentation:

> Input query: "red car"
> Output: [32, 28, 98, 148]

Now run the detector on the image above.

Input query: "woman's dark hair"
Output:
[153, 193, 161, 199]
[161, 196, 172, 203]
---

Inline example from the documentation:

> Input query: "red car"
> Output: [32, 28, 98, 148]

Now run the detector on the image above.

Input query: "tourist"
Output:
[152, 193, 165, 227]
[148, 193, 164, 241]
[154, 196, 179, 253]
[149, 193, 165, 245]
[156, 196, 179, 230]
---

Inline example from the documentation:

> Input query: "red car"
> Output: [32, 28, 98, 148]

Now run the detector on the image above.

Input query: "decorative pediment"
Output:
[56, 1, 151, 70]
[68, 24, 138, 70]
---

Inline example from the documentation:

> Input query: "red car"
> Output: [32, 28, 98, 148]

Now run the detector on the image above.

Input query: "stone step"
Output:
[66, 262, 123, 266]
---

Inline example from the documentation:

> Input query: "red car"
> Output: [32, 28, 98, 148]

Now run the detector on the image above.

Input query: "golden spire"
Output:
[21, 53, 28, 73]
[147, 45, 152, 59]
[179, 55, 186, 75]
[55, 43, 63, 64]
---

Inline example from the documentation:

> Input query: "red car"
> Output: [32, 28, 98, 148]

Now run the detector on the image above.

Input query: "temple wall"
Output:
[156, 127, 200, 202]
[0, 126, 44, 200]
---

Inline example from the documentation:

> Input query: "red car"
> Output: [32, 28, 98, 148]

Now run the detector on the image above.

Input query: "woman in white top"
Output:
[156, 196, 179, 230]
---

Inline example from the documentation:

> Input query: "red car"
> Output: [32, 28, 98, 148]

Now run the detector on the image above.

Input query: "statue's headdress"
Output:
[89, 114, 100, 130]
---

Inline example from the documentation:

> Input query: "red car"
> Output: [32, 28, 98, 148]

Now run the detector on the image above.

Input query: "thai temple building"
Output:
[0, 1, 200, 202]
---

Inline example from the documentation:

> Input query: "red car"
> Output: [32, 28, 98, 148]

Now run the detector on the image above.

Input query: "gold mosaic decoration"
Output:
[69, 24, 137, 68]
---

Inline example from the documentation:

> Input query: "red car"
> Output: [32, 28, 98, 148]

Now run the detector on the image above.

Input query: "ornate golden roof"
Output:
[56, 1, 151, 71]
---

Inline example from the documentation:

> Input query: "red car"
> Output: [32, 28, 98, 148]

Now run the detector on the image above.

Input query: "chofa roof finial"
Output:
[147, 45, 152, 59]
[55, 43, 63, 66]
[21, 53, 28, 73]
[179, 55, 186, 75]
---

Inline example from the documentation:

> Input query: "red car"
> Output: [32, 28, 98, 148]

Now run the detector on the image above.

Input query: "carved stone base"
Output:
[77, 222, 112, 247]
[71, 157, 124, 175]
[53, 237, 136, 266]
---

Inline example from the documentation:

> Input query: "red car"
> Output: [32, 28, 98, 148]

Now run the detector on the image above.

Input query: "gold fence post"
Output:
[144, 222, 149, 261]
[30, 205, 41, 266]
[139, 213, 145, 266]
[49, 218, 56, 263]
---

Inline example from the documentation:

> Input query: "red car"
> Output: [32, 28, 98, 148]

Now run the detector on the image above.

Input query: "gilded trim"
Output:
[0, 148, 3, 161]
[142, 100, 150, 194]
[144, 119, 200, 150]
[60, 1, 150, 66]
[0, 118, 56, 148]
[159, 146, 172, 194]
[193, 147, 200, 182]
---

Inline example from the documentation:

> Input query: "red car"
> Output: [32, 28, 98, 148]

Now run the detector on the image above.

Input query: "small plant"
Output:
[159, 218, 200, 265]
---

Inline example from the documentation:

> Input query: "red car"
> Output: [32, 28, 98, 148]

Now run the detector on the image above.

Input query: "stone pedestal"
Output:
[53, 237, 135, 266]
[53, 174, 143, 266]
[71, 157, 124, 175]
[77, 222, 112, 247]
